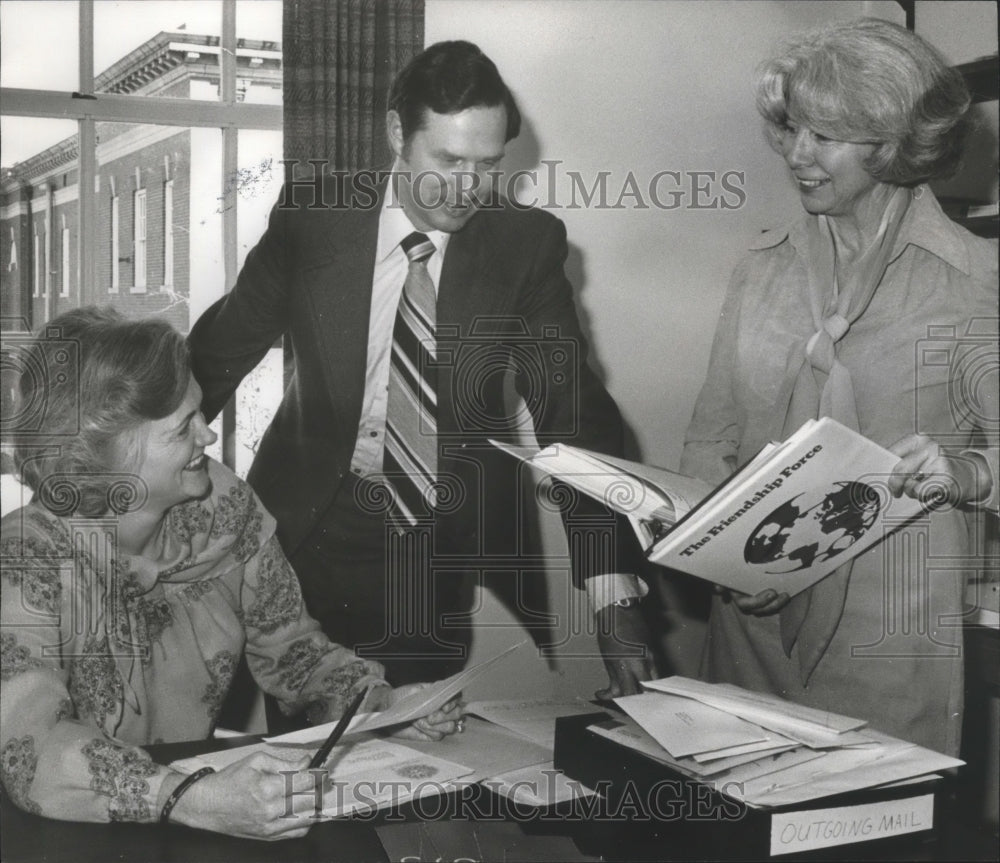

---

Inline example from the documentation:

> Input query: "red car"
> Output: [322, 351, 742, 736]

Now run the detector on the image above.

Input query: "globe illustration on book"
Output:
[743, 481, 883, 573]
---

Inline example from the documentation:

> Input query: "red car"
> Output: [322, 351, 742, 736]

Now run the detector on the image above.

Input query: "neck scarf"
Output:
[770, 185, 911, 685]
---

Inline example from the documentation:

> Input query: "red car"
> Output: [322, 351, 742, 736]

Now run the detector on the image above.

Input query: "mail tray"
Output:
[553, 712, 942, 861]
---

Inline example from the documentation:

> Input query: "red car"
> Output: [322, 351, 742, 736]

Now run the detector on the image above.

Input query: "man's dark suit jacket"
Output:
[189, 177, 641, 583]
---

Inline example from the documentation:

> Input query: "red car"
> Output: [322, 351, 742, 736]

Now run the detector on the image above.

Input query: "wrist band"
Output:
[160, 766, 215, 824]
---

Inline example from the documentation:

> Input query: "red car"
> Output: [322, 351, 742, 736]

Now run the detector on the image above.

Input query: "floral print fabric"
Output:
[0, 459, 385, 822]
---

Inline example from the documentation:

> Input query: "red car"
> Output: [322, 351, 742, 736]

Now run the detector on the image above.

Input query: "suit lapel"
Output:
[304, 202, 380, 444]
[438, 214, 509, 328]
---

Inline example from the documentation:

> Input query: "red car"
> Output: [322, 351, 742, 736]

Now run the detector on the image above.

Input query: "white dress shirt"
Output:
[348, 180, 449, 478]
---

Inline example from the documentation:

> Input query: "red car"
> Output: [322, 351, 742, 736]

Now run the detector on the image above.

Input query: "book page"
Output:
[490, 439, 712, 549]
[265, 640, 529, 743]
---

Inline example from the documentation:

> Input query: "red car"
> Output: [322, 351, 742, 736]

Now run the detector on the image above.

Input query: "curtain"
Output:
[283, 0, 425, 175]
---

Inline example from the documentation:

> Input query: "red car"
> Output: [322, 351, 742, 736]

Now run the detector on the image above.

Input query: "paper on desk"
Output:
[487, 760, 599, 806]
[264, 640, 529, 744]
[614, 691, 769, 757]
[466, 696, 598, 750]
[399, 716, 552, 780]
[172, 738, 473, 818]
[642, 677, 869, 747]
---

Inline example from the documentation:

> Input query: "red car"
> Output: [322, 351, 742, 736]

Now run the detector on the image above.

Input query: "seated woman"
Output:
[0, 307, 461, 839]
[681, 18, 997, 755]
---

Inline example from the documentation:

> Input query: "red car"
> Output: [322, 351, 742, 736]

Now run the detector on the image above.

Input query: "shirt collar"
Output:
[747, 186, 971, 275]
[376, 164, 450, 264]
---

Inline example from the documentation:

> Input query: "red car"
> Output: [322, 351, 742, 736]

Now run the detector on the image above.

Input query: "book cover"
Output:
[649, 418, 926, 596]
[492, 418, 927, 597]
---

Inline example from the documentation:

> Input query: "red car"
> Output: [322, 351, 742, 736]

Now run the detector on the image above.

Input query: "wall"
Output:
[914, 0, 997, 63]
[422, 0, 998, 700]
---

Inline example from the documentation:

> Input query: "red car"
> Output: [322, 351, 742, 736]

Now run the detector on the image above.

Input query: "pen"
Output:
[307, 687, 368, 770]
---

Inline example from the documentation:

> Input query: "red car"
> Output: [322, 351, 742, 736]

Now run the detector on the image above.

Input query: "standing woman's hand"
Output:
[889, 434, 991, 506]
[729, 587, 791, 616]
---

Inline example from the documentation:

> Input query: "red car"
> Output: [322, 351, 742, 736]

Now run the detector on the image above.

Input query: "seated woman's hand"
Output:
[167, 750, 317, 840]
[725, 586, 791, 616]
[379, 682, 465, 741]
[889, 434, 990, 506]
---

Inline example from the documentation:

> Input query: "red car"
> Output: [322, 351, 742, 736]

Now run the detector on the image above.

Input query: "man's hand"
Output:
[594, 603, 656, 700]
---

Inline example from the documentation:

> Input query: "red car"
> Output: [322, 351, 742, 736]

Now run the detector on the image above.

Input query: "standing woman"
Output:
[682, 18, 997, 755]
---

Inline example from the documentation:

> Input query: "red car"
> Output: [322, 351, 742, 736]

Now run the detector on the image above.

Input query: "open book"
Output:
[493, 418, 927, 597]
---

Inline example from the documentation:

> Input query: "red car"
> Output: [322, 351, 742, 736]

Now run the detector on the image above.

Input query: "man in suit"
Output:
[189, 41, 654, 704]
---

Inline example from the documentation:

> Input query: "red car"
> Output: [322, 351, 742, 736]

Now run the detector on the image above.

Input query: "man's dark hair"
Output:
[389, 40, 521, 142]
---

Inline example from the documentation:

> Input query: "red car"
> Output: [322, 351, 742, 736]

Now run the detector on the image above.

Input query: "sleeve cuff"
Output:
[585, 573, 648, 614]
[959, 448, 998, 511]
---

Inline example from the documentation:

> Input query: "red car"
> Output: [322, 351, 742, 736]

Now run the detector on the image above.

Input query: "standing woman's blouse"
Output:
[1, 458, 385, 822]
[682, 188, 998, 755]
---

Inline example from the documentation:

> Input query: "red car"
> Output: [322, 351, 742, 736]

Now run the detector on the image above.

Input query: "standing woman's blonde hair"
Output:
[756, 17, 971, 185]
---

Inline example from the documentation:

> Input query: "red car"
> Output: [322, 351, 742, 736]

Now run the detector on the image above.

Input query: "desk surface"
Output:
[2, 731, 997, 863]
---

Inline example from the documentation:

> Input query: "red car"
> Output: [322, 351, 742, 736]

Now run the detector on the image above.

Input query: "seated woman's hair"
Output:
[9, 306, 190, 516]
[756, 17, 971, 185]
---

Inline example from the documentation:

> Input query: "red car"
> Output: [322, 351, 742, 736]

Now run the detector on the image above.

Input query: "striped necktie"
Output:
[383, 231, 438, 524]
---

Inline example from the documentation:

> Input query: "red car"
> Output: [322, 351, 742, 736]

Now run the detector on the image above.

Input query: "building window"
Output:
[32, 232, 40, 297]
[132, 188, 146, 292]
[110, 195, 120, 293]
[60, 225, 70, 298]
[163, 179, 173, 287]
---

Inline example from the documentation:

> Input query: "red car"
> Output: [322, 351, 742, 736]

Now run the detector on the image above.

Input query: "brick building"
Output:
[0, 31, 282, 335]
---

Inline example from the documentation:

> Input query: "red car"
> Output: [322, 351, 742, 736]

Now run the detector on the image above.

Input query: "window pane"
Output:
[0, 1, 78, 91]
[1, 116, 78, 330]
[238, 0, 282, 105]
[94, 1, 222, 101]
[232, 127, 283, 477]
[92, 1, 281, 104]
[1, 115, 228, 332]
[96, 121, 223, 330]
[0, 115, 77, 176]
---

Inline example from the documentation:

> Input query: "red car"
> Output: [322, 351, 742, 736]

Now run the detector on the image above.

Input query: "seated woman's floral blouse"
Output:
[0, 458, 385, 823]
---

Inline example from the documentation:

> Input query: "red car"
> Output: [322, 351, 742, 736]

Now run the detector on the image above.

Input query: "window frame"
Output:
[109, 193, 119, 293]
[0, 0, 283, 468]
[60, 221, 70, 298]
[131, 187, 146, 292]
[32, 230, 40, 297]
[163, 177, 173, 288]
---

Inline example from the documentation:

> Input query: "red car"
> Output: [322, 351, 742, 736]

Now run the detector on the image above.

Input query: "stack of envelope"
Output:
[600, 677, 963, 808]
